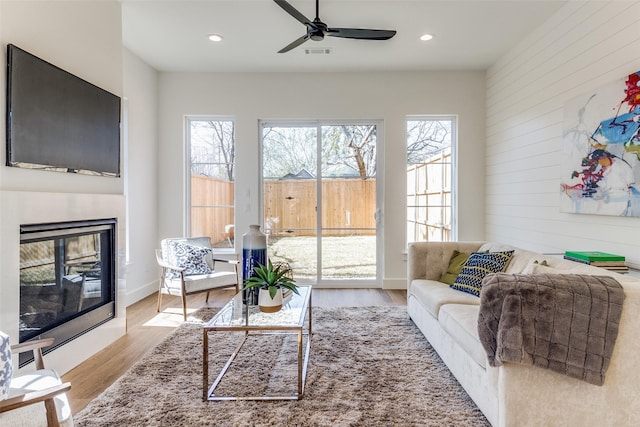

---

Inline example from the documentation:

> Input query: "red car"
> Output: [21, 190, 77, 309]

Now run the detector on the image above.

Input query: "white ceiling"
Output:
[121, 0, 566, 73]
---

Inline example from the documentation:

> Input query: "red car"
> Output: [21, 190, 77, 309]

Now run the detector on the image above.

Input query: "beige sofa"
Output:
[407, 241, 640, 427]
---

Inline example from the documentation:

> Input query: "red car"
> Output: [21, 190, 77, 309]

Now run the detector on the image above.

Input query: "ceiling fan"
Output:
[273, 0, 397, 53]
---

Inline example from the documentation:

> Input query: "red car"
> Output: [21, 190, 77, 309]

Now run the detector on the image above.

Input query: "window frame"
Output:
[406, 115, 457, 245]
[185, 116, 236, 253]
[259, 119, 384, 287]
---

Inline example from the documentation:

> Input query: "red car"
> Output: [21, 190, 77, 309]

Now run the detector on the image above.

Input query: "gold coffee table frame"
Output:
[202, 286, 312, 401]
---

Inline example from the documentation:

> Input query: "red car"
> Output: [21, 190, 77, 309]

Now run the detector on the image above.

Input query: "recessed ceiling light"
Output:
[208, 34, 223, 42]
[305, 47, 332, 55]
[420, 33, 434, 41]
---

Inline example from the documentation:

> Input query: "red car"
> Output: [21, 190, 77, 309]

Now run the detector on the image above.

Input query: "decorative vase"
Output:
[242, 224, 267, 305]
[258, 288, 283, 313]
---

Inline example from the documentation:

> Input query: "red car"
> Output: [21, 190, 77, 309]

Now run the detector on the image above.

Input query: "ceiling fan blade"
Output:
[278, 34, 311, 53]
[274, 0, 314, 27]
[326, 28, 397, 40]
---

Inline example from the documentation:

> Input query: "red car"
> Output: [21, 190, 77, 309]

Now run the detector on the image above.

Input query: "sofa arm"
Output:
[407, 241, 485, 284]
[495, 283, 640, 427]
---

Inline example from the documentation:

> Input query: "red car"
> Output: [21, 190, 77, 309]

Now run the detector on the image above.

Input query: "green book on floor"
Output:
[564, 251, 625, 262]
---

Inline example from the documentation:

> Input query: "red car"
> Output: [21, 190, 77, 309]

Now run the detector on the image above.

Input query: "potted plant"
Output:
[243, 259, 298, 313]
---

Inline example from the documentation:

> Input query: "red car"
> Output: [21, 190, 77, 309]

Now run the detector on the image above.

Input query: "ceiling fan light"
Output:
[420, 33, 434, 41]
[273, 0, 397, 53]
[208, 34, 224, 42]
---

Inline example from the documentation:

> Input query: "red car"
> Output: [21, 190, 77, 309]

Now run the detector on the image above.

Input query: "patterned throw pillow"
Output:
[450, 250, 514, 296]
[166, 241, 213, 279]
[0, 331, 12, 400]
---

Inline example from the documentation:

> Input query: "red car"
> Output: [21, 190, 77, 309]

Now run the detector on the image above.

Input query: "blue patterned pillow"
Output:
[450, 251, 514, 296]
[166, 241, 213, 279]
[0, 331, 12, 400]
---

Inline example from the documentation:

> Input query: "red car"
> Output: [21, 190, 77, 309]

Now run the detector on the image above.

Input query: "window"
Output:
[261, 121, 380, 284]
[406, 117, 454, 243]
[186, 118, 235, 248]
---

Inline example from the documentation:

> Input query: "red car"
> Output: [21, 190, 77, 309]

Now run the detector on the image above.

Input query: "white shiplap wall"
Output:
[486, 0, 640, 267]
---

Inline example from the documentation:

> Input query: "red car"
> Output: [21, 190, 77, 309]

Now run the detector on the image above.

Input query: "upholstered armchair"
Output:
[156, 237, 240, 320]
[0, 332, 73, 427]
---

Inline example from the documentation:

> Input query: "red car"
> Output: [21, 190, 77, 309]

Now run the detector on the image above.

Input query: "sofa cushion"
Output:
[450, 251, 514, 296]
[408, 241, 485, 282]
[163, 270, 238, 294]
[479, 242, 540, 274]
[439, 250, 471, 285]
[522, 260, 561, 275]
[410, 279, 479, 318]
[522, 258, 638, 286]
[439, 304, 486, 368]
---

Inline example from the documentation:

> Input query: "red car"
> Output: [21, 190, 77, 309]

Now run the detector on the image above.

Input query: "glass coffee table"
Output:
[202, 285, 312, 401]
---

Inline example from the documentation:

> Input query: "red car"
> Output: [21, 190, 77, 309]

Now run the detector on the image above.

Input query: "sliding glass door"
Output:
[261, 121, 380, 286]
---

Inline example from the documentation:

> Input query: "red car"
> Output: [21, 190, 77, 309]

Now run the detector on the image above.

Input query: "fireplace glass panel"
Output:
[19, 219, 116, 365]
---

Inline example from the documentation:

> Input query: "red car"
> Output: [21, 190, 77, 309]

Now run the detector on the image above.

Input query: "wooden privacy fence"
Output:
[264, 178, 376, 236]
[190, 175, 234, 245]
[406, 150, 452, 242]
[20, 235, 100, 284]
[190, 175, 376, 243]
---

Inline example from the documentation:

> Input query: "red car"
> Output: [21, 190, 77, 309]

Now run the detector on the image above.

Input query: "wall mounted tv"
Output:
[6, 44, 121, 176]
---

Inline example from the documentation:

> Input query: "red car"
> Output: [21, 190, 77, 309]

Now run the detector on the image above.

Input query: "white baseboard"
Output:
[382, 278, 407, 290]
[125, 280, 158, 307]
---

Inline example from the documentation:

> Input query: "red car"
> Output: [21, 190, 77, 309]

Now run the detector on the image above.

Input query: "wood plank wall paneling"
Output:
[485, 0, 640, 266]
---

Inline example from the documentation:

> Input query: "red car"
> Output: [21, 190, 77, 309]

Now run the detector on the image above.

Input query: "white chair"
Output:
[0, 332, 73, 427]
[156, 237, 240, 320]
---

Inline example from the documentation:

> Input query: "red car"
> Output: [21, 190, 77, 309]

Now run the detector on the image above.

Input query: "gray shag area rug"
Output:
[75, 306, 489, 426]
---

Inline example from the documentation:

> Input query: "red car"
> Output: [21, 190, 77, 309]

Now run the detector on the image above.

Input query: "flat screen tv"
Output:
[6, 44, 121, 176]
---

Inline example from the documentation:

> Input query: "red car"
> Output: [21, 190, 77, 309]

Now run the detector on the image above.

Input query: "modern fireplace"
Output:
[19, 218, 116, 367]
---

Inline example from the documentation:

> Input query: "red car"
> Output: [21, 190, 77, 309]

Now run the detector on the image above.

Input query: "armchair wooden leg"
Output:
[205, 291, 210, 303]
[44, 398, 60, 427]
[157, 291, 163, 313]
[157, 272, 165, 313]
[182, 294, 188, 321]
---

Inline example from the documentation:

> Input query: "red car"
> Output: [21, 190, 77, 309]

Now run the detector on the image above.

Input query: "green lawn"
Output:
[267, 235, 376, 280]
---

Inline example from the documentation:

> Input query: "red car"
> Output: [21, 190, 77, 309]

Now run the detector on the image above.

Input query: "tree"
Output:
[262, 124, 377, 179]
[190, 120, 235, 181]
[262, 126, 317, 178]
[322, 125, 376, 178]
[406, 120, 451, 164]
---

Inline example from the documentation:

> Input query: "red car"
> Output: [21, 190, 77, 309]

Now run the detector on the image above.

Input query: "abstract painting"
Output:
[561, 71, 640, 216]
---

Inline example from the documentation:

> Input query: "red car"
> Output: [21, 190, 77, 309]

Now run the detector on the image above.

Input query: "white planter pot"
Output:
[258, 288, 283, 313]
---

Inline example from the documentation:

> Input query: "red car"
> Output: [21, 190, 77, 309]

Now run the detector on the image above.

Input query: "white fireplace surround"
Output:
[0, 190, 126, 375]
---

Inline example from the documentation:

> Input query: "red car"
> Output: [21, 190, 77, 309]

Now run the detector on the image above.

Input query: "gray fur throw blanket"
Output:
[477, 273, 625, 385]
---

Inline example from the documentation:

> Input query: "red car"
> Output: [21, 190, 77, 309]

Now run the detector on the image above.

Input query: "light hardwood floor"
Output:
[62, 288, 407, 415]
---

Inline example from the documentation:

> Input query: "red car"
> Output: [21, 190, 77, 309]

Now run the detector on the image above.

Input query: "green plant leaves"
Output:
[242, 259, 299, 295]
